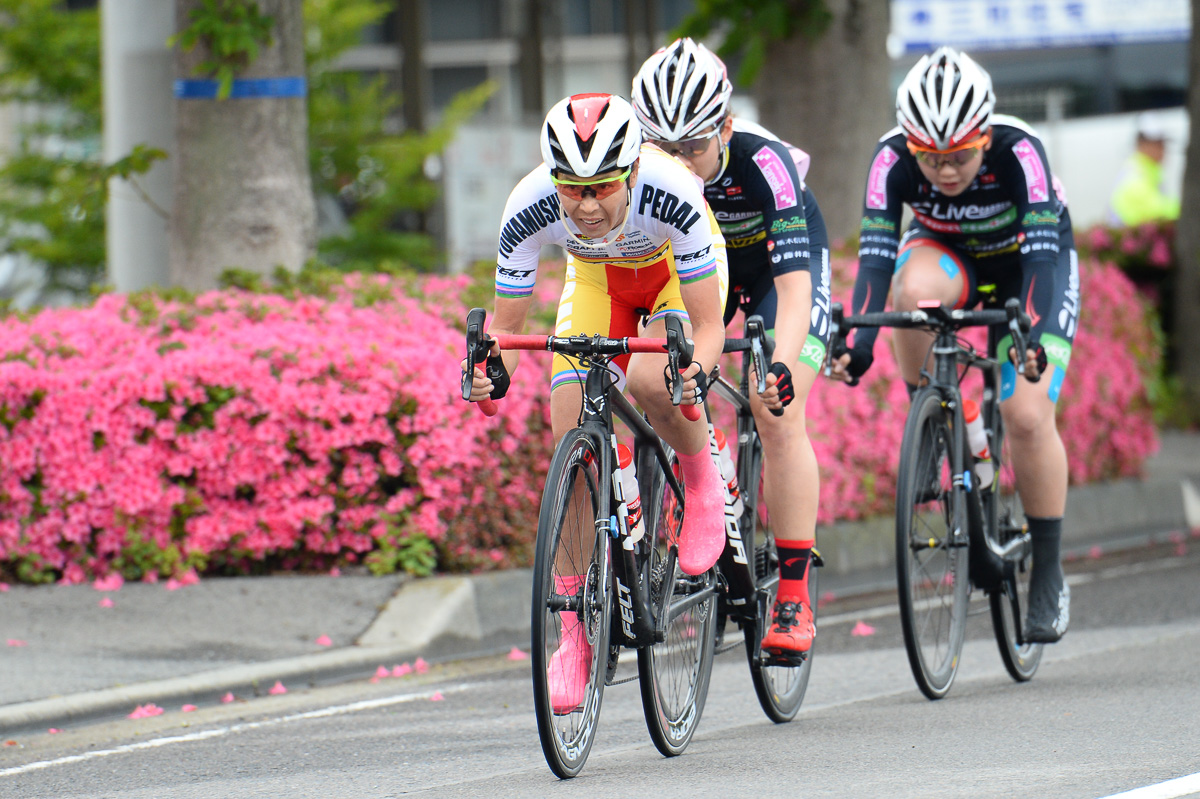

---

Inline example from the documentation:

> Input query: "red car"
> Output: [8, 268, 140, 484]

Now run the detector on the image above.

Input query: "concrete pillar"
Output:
[102, 0, 174, 291]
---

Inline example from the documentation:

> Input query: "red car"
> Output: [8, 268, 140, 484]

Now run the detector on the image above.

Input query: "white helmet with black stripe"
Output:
[897, 46, 995, 150]
[631, 37, 732, 141]
[540, 93, 642, 178]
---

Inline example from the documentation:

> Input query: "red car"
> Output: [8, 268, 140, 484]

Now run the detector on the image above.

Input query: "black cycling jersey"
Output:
[704, 126, 823, 292]
[852, 115, 1074, 356]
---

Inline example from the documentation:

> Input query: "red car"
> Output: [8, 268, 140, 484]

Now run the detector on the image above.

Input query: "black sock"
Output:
[1028, 516, 1063, 576]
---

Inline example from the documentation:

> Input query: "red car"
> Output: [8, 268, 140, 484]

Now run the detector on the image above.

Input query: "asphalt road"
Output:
[2, 541, 1198, 799]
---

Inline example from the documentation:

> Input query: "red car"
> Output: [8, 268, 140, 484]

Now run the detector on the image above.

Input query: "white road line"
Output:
[1097, 772, 1200, 799]
[0, 682, 480, 779]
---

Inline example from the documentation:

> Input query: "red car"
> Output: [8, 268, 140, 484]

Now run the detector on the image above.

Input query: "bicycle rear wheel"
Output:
[637, 446, 716, 757]
[896, 388, 970, 700]
[987, 413, 1043, 681]
[741, 436, 815, 723]
[531, 428, 611, 779]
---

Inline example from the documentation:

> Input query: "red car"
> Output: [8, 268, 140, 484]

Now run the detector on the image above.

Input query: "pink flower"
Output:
[268, 681, 287, 695]
[315, 635, 333, 647]
[127, 703, 164, 719]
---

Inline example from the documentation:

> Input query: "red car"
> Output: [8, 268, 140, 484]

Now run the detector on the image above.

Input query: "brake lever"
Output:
[464, 307, 498, 416]
[664, 314, 701, 421]
[1004, 298, 1029, 378]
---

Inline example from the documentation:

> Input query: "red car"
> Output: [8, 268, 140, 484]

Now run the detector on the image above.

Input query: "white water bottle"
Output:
[616, 444, 645, 542]
[714, 429, 745, 518]
[962, 399, 994, 489]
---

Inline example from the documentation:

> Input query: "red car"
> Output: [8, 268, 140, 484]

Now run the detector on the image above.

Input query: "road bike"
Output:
[828, 297, 1043, 699]
[462, 307, 715, 778]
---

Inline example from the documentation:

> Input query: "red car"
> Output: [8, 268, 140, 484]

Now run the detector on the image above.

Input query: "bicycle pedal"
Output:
[762, 651, 808, 668]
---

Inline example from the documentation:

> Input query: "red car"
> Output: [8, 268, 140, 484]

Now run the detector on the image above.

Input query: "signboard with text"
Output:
[892, 0, 1191, 53]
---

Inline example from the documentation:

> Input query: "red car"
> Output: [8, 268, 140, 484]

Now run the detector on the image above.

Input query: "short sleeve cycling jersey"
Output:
[702, 119, 815, 289]
[495, 144, 722, 299]
[854, 114, 1069, 350]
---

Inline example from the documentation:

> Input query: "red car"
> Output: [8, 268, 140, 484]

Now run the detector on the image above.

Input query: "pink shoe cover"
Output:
[678, 467, 725, 576]
[547, 612, 591, 714]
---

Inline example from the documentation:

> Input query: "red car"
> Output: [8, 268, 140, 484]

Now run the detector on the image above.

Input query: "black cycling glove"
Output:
[663, 363, 708, 405]
[768, 362, 795, 407]
[485, 352, 511, 399]
[845, 347, 874, 384]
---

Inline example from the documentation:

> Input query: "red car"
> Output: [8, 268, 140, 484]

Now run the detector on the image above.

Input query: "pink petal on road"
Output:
[315, 635, 333, 647]
[1088, 545, 1104, 559]
[92, 574, 124, 592]
[268, 681, 287, 695]
[99, 597, 114, 608]
[392, 663, 412, 677]
[48, 729, 60, 734]
[329, 567, 341, 577]
[1169, 530, 1185, 545]
[181, 704, 198, 713]
[818, 590, 837, 608]
[850, 621, 876, 637]
[220, 692, 235, 704]
[374, 665, 390, 679]
[507, 647, 528, 661]
[6, 639, 27, 647]
[414, 657, 429, 674]
[0, 582, 10, 592]
[1176, 543, 1188, 557]
[127, 703, 164, 719]
[430, 692, 445, 701]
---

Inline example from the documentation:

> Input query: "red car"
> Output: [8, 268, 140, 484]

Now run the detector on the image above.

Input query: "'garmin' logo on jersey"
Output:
[498, 195, 562, 256]
[637, 186, 701, 234]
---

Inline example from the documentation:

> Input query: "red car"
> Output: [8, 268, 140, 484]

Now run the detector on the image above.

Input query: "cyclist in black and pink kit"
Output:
[633, 38, 832, 659]
[828, 46, 1079, 643]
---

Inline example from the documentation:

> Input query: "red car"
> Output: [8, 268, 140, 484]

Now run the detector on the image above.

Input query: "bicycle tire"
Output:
[987, 412, 1043, 681]
[741, 435, 815, 723]
[637, 445, 716, 757]
[896, 388, 970, 700]
[531, 428, 612, 779]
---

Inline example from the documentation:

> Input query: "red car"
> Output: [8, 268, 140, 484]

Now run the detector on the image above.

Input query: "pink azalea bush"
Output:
[0, 272, 553, 583]
[0, 254, 1160, 582]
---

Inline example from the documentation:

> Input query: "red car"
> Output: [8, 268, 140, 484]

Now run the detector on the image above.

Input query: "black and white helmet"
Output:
[896, 46, 995, 150]
[631, 37, 732, 141]
[540, 93, 642, 177]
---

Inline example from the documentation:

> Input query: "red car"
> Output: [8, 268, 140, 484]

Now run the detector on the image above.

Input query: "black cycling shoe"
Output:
[1025, 569, 1070, 643]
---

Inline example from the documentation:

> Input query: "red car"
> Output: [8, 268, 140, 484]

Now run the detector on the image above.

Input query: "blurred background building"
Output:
[3, 0, 1192, 288]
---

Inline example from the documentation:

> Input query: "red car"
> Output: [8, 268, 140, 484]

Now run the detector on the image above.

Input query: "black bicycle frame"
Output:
[575, 365, 709, 649]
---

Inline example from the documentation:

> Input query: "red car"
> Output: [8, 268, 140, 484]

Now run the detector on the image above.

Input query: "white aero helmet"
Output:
[896, 46, 995, 150]
[632, 37, 732, 141]
[540, 93, 642, 178]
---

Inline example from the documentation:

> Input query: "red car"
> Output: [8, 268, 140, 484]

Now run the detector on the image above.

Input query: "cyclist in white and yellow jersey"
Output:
[465, 93, 732, 712]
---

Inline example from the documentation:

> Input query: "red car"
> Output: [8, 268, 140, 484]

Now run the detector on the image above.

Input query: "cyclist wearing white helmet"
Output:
[634, 38, 832, 660]
[829, 46, 1079, 643]
[465, 93, 730, 712]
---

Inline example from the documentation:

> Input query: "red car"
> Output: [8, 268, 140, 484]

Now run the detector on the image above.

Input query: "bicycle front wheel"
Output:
[531, 428, 611, 779]
[741, 437, 815, 723]
[896, 388, 970, 700]
[637, 446, 716, 757]
[987, 414, 1043, 681]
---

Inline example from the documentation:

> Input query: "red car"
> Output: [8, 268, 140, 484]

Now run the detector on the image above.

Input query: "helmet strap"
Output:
[705, 141, 731, 187]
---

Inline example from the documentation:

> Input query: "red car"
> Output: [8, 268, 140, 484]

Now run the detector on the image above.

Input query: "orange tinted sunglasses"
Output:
[906, 133, 991, 168]
[551, 167, 631, 200]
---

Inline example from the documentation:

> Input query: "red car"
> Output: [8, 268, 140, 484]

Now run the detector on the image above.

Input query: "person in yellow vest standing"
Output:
[1108, 111, 1181, 226]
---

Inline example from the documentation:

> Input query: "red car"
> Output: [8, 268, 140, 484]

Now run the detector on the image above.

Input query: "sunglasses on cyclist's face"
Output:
[551, 167, 632, 201]
[651, 124, 723, 159]
[907, 133, 991, 169]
